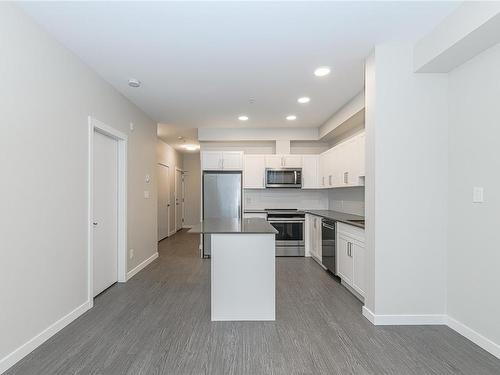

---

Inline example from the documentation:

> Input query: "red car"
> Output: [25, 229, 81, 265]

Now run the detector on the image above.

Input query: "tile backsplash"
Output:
[328, 187, 365, 216]
[244, 189, 329, 210]
[244, 187, 365, 216]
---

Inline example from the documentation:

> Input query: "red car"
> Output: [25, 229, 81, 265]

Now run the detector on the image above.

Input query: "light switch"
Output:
[144, 190, 150, 199]
[472, 187, 484, 203]
[130, 122, 135, 131]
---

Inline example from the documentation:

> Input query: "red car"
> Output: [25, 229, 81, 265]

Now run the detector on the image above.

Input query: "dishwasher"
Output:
[321, 220, 336, 273]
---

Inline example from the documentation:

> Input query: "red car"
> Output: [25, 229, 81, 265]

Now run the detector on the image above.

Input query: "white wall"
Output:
[328, 187, 365, 216]
[364, 44, 448, 318]
[244, 189, 328, 210]
[157, 140, 183, 235]
[447, 43, 500, 347]
[0, 4, 157, 371]
[182, 152, 201, 227]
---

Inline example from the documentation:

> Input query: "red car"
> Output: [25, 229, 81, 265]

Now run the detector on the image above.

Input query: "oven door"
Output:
[268, 219, 305, 256]
[266, 169, 302, 188]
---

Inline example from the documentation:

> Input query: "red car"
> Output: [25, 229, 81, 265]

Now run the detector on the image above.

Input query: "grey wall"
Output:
[182, 153, 201, 227]
[0, 4, 157, 366]
[447, 43, 500, 345]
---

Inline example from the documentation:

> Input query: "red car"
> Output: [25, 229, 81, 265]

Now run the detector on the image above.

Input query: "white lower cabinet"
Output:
[305, 214, 322, 264]
[336, 222, 366, 299]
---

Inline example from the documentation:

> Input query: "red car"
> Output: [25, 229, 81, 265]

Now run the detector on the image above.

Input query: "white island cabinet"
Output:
[189, 218, 277, 321]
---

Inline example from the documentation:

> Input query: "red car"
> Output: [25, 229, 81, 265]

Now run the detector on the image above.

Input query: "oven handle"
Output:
[268, 219, 305, 223]
[322, 224, 335, 230]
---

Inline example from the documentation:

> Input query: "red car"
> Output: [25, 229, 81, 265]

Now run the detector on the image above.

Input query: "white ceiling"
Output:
[21, 1, 458, 129]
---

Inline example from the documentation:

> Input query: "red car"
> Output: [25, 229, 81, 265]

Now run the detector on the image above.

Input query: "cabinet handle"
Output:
[344, 171, 348, 184]
[329, 175, 332, 186]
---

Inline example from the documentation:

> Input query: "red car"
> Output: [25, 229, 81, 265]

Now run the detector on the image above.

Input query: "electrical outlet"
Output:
[129, 249, 134, 259]
[472, 187, 484, 203]
[144, 190, 150, 199]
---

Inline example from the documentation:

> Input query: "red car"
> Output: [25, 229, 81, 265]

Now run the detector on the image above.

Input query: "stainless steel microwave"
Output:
[265, 168, 302, 188]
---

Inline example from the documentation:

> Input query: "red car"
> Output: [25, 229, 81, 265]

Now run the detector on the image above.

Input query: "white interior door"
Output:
[93, 130, 118, 297]
[175, 169, 183, 231]
[157, 164, 170, 240]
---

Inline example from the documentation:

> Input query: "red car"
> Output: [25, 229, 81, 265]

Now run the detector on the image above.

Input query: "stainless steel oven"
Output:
[266, 168, 302, 188]
[266, 209, 305, 256]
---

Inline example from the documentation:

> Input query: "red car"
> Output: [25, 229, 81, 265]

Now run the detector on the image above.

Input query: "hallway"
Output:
[7, 230, 500, 375]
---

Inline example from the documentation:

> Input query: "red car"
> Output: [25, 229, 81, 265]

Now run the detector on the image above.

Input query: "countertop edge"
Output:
[304, 210, 365, 229]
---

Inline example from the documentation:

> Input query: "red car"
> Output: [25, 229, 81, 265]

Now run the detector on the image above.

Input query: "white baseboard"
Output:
[362, 307, 499, 359]
[362, 306, 446, 325]
[126, 252, 159, 281]
[447, 316, 500, 359]
[0, 300, 92, 374]
[182, 225, 192, 229]
[168, 229, 176, 237]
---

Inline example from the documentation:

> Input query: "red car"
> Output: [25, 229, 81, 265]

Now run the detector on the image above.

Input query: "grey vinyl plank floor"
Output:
[6, 230, 500, 375]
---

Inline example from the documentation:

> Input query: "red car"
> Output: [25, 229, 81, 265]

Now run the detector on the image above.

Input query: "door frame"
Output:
[157, 162, 170, 240]
[174, 167, 184, 231]
[87, 116, 127, 306]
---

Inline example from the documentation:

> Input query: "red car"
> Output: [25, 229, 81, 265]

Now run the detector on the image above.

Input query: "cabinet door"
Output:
[352, 241, 365, 297]
[201, 151, 223, 170]
[243, 155, 265, 188]
[302, 155, 319, 189]
[319, 153, 327, 188]
[283, 155, 302, 168]
[222, 151, 243, 170]
[336, 234, 353, 283]
[265, 155, 283, 169]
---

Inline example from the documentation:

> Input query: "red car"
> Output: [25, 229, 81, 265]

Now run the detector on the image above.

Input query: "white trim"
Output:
[0, 301, 91, 374]
[362, 306, 376, 324]
[361, 307, 446, 325]
[182, 225, 193, 229]
[88, 116, 128, 304]
[362, 307, 499, 359]
[126, 252, 159, 281]
[174, 167, 184, 232]
[157, 162, 171, 240]
[168, 229, 177, 237]
[447, 316, 500, 359]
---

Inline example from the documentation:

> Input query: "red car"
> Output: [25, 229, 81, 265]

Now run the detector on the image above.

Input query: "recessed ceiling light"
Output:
[314, 66, 331, 77]
[183, 144, 199, 151]
[297, 97, 310, 104]
[286, 115, 297, 121]
[238, 115, 249, 121]
[128, 78, 141, 88]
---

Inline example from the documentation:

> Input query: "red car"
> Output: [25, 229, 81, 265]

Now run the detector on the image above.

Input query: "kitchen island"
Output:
[189, 218, 277, 321]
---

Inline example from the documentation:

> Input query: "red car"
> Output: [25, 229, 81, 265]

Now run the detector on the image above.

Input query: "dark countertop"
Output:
[189, 218, 278, 234]
[304, 210, 365, 229]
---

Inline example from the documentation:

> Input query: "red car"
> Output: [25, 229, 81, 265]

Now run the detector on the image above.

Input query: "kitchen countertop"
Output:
[189, 218, 278, 234]
[304, 210, 365, 229]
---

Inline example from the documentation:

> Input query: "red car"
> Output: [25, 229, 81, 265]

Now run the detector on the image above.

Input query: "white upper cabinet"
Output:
[222, 151, 244, 170]
[283, 155, 302, 168]
[301, 155, 320, 189]
[265, 155, 302, 169]
[265, 155, 283, 169]
[201, 151, 223, 170]
[243, 155, 266, 188]
[201, 151, 243, 170]
[319, 132, 365, 189]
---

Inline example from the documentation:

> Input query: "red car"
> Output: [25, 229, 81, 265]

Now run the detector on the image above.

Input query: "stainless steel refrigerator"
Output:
[202, 171, 242, 257]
